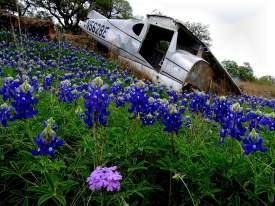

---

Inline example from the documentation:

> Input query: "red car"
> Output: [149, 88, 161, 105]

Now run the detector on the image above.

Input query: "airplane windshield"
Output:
[176, 27, 199, 55]
[139, 25, 174, 71]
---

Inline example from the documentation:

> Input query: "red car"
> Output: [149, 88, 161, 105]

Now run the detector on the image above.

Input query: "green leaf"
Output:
[23, 197, 29, 206]
[55, 194, 66, 206]
[10, 161, 20, 174]
[19, 150, 33, 161]
[134, 191, 144, 198]
[28, 186, 50, 194]
[268, 191, 274, 203]
[0, 167, 17, 177]
[233, 195, 241, 206]
[44, 173, 55, 191]
[38, 193, 53, 206]
[60, 180, 78, 193]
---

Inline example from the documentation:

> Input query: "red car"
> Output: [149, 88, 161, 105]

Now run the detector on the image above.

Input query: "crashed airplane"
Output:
[79, 10, 241, 95]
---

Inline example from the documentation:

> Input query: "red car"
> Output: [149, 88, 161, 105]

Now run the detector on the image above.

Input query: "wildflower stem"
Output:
[178, 176, 195, 206]
[19, 175, 36, 186]
[101, 191, 104, 206]
[170, 133, 176, 154]
[168, 171, 172, 206]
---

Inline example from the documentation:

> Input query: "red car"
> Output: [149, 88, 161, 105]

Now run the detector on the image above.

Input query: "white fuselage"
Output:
[79, 12, 211, 91]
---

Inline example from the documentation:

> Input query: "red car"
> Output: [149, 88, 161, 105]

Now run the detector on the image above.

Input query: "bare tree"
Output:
[183, 21, 212, 47]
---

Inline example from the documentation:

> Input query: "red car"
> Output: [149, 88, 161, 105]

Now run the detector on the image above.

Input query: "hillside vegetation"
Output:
[0, 31, 274, 206]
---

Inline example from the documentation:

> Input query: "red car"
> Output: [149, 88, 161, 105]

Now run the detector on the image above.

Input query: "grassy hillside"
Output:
[0, 31, 274, 206]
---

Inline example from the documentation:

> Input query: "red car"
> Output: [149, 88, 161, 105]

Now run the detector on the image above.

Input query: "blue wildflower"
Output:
[83, 77, 110, 127]
[125, 80, 149, 119]
[11, 80, 38, 119]
[58, 80, 80, 103]
[189, 91, 211, 118]
[43, 74, 54, 90]
[242, 128, 267, 154]
[246, 110, 263, 131]
[110, 80, 125, 107]
[1, 77, 20, 101]
[259, 112, 275, 131]
[32, 118, 63, 158]
[183, 115, 191, 128]
[162, 104, 183, 134]
[218, 102, 246, 143]
[167, 89, 179, 104]
[140, 97, 160, 125]
[0, 102, 15, 127]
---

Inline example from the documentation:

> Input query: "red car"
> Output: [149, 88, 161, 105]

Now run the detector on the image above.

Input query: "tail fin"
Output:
[87, 10, 107, 19]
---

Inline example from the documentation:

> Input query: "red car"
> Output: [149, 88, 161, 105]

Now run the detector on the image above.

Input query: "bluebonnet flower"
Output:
[162, 104, 184, 134]
[125, 80, 149, 119]
[181, 98, 188, 107]
[219, 103, 246, 144]
[87, 166, 122, 192]
[189, 91, 211, 119]
[83, 77, 110, 127]
[110, 80, 123, 95]
[246, 110, 263, 131]
[11, 80, 38, 119]
[157, 98, 169, 119]
[259, 112, 275, 131]
[183, 115, 191, 128]
[0, 102, 15, 127]
[212, 96, 229, 123]
[58, 80, 80, 103]
[59, 72, 74, 81]
[242, 128, 267, 154]
[43, 74, 54, 90]
[238, 97, 245, 105]
[1, 77, 20, 101]
[110, 80, 125, 107]
[228, 103, 246, 138]
[30, 76, 39, 92]
[251, 96, 259, 109]
[167, 89, 179, 103]
[32, 118, 63, 158]
[140, 97, 160, 125]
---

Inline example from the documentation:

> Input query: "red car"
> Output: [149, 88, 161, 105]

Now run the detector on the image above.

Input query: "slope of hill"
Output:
[0, 31, 274, 206]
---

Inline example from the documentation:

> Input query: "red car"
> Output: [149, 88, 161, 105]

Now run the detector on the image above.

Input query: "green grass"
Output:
[0, 33, 274, 205]
[1, 91, 274, 205]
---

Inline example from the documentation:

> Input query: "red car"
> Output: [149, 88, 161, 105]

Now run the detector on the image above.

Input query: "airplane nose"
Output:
[79, 21, 84, 28]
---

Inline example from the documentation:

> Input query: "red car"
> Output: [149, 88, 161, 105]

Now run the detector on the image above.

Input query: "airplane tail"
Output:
[87, 10, 107, 19]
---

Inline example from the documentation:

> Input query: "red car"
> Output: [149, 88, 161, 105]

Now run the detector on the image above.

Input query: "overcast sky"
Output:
[128, 0, 275, 77]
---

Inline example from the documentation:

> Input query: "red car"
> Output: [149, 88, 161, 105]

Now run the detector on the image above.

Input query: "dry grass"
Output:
[62, 33, 97, 49]
[239, 81, 275, 98]
[107, 48, 152, 81]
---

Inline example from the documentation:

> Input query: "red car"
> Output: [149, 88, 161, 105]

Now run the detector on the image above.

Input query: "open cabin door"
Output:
[139, 24, 174, 72]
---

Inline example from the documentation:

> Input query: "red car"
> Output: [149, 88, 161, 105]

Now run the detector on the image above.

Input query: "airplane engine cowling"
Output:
[184, 61, 214, 92]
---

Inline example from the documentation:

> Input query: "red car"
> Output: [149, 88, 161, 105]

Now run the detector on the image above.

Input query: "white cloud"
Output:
[128, 0, 275, 77]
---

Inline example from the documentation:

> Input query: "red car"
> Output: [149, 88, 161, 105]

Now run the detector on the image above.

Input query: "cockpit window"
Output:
[132, 23, 144, 36]
[177, 27, 199, 55]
